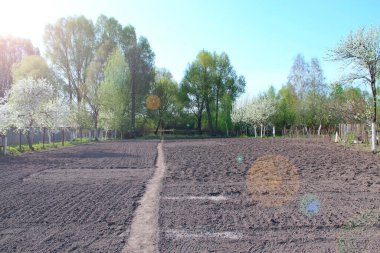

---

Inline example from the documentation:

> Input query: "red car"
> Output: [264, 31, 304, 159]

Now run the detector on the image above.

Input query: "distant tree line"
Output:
[0, 14, 246, 145]
[1, 19, 379, 152]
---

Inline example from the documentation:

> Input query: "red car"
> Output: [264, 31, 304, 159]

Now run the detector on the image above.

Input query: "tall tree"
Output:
[288, 54, 309, 98]
[44, 16, 95, 104]
[0, 36, 39, 97]
[276, 84, 299, 129]
[213, 52, 245, 133]
[85, 15, 122, 140]
[180, 62, 205, 133]
[120, 25, 155, 135]
[197, 50, 215, 133]
[149, 69, 179, 134]
[328, 26, 380, 153]
[99, 48, 130, 132]
[181, 50, 245, 135]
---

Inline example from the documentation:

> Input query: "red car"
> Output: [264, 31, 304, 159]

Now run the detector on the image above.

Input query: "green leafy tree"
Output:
[149, 69, 179, 134]
[85, 15, 122, 140]
[180, 62, 205, 133]
[99, 48, 130, 133]
[213, 52, 245, 133]
[276, 84, 299, 130]
[120, 26, 155, 135]
[44, 16, 95, 104]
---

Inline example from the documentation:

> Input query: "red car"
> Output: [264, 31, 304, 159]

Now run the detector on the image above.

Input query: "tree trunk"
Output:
[197, 100, 204, 135]
[2, 136, 7, 155]
[371, 80, 377, 153]
[371, 122, 377, 153]
[42, 127, 46, 148]
[19, 131, 22, 151]
[48, 129, 51, 144]
[273, 126, 275, 137]
[205, 100, 214, 135]
[318, 124, 322, 136]
[155, 119, 161, 135]
[88, 130, 91, 143]
[197, 114, 202, 134]
[94, 128, 98, 142]
[131, 75, 136, 137]
[215, 90, 219, 134]
[26, 129, 34, 151]
[254, 126, 257, 138]
[260, 124, 263, 138]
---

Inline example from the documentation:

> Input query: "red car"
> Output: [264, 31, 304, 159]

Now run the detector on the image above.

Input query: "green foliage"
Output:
[148, 69, 179, 132]
[180, 50, 245, 135]
[12, 55, 55, 84]
[99, 48, 130, 131]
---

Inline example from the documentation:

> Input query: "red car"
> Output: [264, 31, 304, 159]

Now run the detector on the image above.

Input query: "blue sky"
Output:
[1, 0, 380, 97]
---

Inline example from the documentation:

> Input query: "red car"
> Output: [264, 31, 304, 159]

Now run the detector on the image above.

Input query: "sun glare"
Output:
[0, 1, 62, 46]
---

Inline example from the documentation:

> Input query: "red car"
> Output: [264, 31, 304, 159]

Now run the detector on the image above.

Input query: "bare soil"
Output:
[1, 138, 379, 252]
[0, 140, 158, 253]
[159, 138, 380, 252]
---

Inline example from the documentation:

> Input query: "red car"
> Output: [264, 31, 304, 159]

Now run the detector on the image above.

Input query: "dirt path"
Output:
[123, 140, 166, 253]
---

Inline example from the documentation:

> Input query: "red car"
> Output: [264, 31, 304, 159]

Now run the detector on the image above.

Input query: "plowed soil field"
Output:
[159, 138, 380, 252]
[0, 140, 158, 252]
[1, 138, 380, 252]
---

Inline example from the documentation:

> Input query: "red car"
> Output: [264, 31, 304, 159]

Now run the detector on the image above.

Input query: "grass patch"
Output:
[1, 137, 115, 156]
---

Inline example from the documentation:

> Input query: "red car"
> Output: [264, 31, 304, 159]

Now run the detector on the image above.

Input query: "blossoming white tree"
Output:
[328, 26, 380, 153]
[7, 78, 57, 150]
[247, 96, 276, 137]
[0, 98, 12, 154]
[232, 96, 276, 137]
[231, 98, 250, 135]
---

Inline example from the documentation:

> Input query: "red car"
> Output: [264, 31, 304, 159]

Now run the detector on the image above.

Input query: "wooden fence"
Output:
[337, 123, 369, 143]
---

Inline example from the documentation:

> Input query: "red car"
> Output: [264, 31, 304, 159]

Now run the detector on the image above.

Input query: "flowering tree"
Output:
[232, 96, 276, 137]
[246, 96, 276, 137]
[0, 98, 11, 136]
[328, 26, 380, 153]
[231, 99, 250, 135]
[7, 78, 56, 150]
